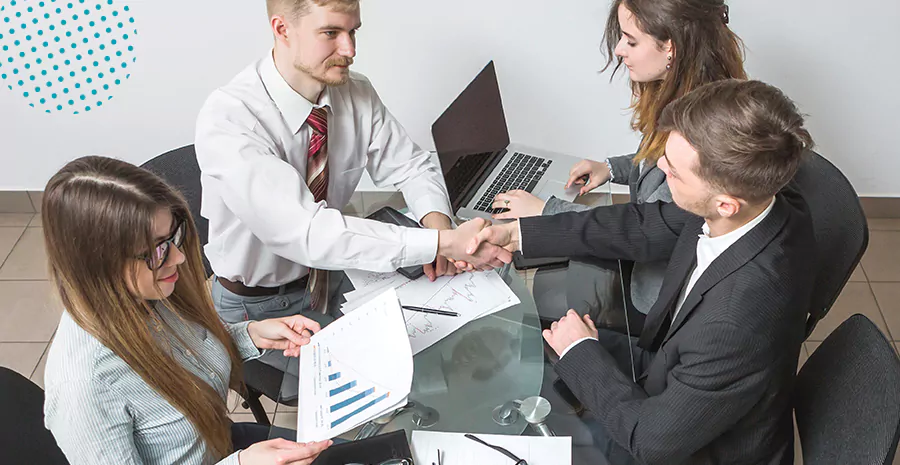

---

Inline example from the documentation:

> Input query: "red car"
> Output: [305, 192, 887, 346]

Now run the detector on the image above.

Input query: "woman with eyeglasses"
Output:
[42, 156, 331, 465]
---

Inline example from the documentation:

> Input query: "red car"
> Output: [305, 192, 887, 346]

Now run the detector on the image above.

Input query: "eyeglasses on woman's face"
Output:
[136, 220, 185, 270]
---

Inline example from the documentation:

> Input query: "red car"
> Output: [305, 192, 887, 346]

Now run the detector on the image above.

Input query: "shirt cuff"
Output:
[408, 196, 454, 226]
[604, 158, 615, 182]
[517, 220, 524, 253]
[560, 337, 598, 359]
[227, 320, 264, 361]
[417, 210, 457, 229]
[402, 226, 439, 267]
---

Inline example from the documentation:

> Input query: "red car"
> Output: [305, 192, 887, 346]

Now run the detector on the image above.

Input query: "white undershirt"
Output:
[672, 197, 776, 321]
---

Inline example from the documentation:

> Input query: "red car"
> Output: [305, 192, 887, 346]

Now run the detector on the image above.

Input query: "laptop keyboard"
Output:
[474, 152, 551, 214]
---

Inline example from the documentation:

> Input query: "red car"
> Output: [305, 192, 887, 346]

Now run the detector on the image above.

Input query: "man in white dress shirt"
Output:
[195, 0, 510, 359]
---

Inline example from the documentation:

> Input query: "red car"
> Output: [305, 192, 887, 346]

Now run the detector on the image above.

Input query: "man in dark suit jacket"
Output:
[466, 79, 816, 464]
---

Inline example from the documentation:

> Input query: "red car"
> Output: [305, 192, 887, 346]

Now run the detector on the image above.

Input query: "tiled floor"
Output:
[2, 207, 899, 461]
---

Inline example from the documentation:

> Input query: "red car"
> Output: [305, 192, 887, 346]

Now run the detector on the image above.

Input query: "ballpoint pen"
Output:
[401, 305, 459, 317]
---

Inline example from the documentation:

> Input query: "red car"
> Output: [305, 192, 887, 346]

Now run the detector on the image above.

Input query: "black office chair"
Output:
[794, 314, 900, 464]
[141, 145, 213, 278]
[789, 151, 869, 337]
[141, 145, 278, 426]
[0, 367, 69, 464]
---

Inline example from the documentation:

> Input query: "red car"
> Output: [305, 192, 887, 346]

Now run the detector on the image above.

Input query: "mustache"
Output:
[326, 58, 354, 67]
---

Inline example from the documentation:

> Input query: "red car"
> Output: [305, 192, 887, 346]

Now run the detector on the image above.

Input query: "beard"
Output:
[295, 57, 354, 87]
[679, 192, 718, 219]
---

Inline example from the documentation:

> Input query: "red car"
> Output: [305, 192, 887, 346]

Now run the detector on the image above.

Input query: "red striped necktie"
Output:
[306, 106, 329, 313]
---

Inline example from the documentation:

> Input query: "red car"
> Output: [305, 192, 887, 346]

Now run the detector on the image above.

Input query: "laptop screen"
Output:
[431, 61, 510, 210]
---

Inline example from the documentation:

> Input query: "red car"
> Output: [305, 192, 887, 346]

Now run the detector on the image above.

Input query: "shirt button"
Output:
[185, 350, 192, 357]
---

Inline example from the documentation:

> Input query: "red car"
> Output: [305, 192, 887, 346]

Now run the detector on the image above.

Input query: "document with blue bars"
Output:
[296, 288, 414, 442]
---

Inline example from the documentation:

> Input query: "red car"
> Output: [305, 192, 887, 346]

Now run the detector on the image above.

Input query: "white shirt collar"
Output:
[258, 51, 333, 135]
[700, 197, 776, 249]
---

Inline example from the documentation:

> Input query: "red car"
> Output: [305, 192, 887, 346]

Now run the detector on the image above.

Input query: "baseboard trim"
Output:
[859, 197, 900, 219]
[0, 191, 42, 213]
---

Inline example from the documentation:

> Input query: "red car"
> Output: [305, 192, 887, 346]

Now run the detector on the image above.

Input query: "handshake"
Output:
[435, 218, 522, 272]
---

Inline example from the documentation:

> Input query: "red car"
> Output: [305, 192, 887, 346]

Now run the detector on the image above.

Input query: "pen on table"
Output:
[401, 305, 459, 317]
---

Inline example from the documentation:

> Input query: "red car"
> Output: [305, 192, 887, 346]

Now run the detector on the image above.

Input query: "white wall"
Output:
[0, 0, 897, 196]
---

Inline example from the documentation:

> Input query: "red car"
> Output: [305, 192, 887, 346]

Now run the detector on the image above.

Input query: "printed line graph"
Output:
[434, 274, 479, 311]
[403, 272, 500, 341]
[350, 270, 407, 290]
[341, 269, 520, 356]
[405, 312, 437, 338]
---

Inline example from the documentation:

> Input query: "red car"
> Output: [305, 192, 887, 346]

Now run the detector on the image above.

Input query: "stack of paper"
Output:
[342, 269, 520, 355]
[296, 288, 413, 442]
[411, 431, 572, 464]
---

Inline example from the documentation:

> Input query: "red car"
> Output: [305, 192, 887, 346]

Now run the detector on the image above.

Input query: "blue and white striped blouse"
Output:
[44, 304, 262, 465]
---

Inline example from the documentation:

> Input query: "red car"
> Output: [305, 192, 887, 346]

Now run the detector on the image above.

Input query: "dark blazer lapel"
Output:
[637, 219, 702, 351]
[662, 196, 790, 342]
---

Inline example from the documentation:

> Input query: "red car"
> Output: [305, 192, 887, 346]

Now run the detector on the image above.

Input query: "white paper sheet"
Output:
[411, 431, 572, 465]
[342, 270, 520, 354]
[296, 288, 413, 442]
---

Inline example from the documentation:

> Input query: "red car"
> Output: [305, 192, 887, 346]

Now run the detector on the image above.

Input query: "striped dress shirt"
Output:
[44, 304, 262, 465]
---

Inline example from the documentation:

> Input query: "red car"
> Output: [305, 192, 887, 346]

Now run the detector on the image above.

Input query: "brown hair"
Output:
[602, 0, 747, 165]
[42, 156, 244, 460]
[266, 0, 359, 19]
[659, 79, 814, 202]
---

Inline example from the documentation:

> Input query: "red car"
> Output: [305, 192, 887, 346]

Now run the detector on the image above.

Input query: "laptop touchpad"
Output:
[536, 180, 577, 202]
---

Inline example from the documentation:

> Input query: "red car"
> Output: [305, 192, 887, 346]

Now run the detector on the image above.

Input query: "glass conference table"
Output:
[267, 189, 642, 465]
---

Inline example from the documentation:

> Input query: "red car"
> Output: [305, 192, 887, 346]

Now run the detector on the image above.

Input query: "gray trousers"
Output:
[211, 271, 351, 399]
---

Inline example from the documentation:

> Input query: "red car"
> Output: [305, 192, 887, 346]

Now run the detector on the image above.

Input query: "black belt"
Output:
[216, 275, 309, 297]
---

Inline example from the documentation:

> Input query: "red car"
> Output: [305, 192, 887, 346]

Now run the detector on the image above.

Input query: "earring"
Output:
[666, 55, 672, 70]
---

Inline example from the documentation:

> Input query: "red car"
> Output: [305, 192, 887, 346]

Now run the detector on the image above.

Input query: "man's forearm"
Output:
[421, 212, 453, 230]
[519, 202, 688, 262]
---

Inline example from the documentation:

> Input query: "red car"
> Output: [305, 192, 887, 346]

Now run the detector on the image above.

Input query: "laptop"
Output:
[432, 61, 582, 222]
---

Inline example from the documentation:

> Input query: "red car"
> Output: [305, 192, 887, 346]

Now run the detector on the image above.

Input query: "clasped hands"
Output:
[439, 221, 598, 357]
[435, 217, 522, 272]
[244, 218, 531, 358]
[434, 218, 521, 272]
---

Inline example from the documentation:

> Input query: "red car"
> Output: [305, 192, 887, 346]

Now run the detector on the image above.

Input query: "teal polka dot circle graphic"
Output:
[0, 0, 137, 114]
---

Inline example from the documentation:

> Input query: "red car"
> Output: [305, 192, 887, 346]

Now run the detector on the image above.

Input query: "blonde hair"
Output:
[42, 156, 244, 460]
[266, 0, 359, 20]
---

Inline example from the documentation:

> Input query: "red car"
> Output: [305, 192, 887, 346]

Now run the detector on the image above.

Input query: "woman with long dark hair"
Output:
[42, 156, 330, 464]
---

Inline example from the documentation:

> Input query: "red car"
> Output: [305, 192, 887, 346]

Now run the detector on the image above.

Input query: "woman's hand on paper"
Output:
[248, 315, 322, 357]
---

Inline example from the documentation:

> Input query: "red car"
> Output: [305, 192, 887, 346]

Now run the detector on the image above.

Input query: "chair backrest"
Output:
[140, 145, 212, 278]
[789, 151, 869, 336]
[0, 367, 69, 464]
[794, 314, 900, 464]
